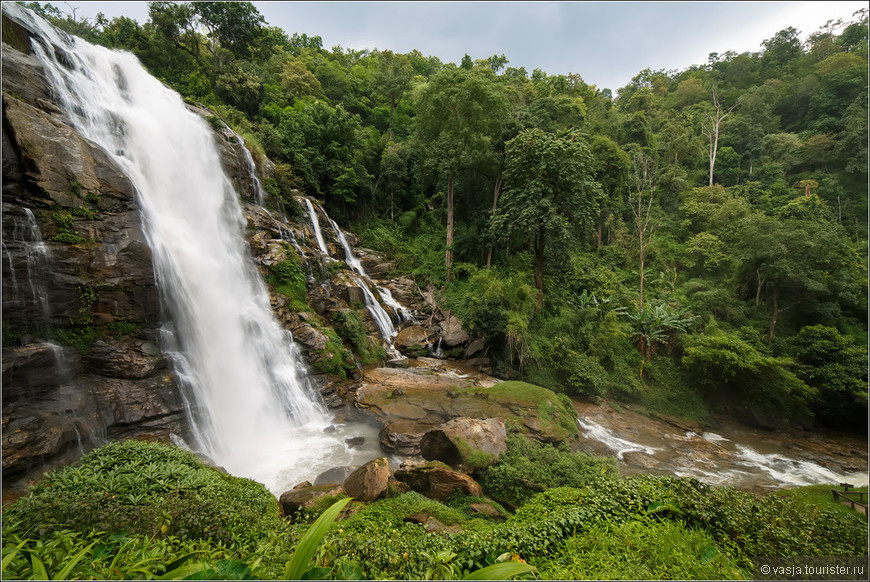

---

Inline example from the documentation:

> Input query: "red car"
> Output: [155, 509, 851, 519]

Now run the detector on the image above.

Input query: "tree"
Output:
[413, 67, 508, 282]
[192, 1, 264, 59]
[491, 128, 600, 309]
[700, 89, 736, 186]
[788, 325, 868, 431]
[628, 148, 657, 312]
[736, 211, 863, 339]
[373, 50, 413, 140]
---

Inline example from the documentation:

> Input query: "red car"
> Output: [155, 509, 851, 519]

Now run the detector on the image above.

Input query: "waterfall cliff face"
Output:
[2, 4, 376, 493]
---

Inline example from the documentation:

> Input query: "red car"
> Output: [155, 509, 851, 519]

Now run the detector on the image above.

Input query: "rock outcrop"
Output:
[1, 13, 185, 487]
[342, 457, 391, 502]
[353, 367, 578, 452]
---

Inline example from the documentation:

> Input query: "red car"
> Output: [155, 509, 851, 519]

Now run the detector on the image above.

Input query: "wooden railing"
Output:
[831, 483, 868, 513]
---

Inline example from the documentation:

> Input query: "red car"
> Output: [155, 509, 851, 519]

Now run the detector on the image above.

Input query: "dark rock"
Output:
[439, 315, 469, 347]
[314, 465, 358, 486]
[465, 338, 486, 358]
[344, 436, 365, 448]
[85, 337, 166, 379]
[394, 325, 434, 357]
[278, 483, 345, 520]
[393, 461, 483, 502]
[379, 420, 438, 456]
[2, 343, 81, 403]
[342, 457, 390, 502]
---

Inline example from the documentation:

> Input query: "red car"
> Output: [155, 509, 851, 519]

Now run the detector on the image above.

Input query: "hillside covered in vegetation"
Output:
[33, 0, 867, 433]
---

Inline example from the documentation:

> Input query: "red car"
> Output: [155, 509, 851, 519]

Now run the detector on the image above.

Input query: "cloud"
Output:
[61, 1, 869, 91]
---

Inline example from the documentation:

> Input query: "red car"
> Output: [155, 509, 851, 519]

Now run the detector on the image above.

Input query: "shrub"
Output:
[332, 309, 386, 365]
[538, 520, 747, 580]
[3, 440, 283, 547]
[268, 252, 308, 310]
[481, 435, 617, 507]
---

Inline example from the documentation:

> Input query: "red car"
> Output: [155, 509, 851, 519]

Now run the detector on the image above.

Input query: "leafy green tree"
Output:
[492, 128, 600, 309]
[373, 50, 413, 140]
[736, 210, 864, 338]
[788, 325, 868, 431]
[192, 1, 264, 59]
[413, 67, 508, 282]
[682, 328, 814, 425]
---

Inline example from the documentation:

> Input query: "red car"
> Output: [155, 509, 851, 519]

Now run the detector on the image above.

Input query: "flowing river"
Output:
[572, 400, 868, 492]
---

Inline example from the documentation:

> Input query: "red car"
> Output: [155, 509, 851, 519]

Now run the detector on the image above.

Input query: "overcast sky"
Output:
[59, 1, 867, 92]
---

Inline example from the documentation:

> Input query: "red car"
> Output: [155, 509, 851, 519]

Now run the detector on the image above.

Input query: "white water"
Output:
[304, 198, 331, 257]
[228, 127, 265, 206]
[3, 207, 53, 325]
[576, 418, 661, 460]
[5, 4, 374, 494]
[577, 416, 868, 489]
[328, 213, 402, 345]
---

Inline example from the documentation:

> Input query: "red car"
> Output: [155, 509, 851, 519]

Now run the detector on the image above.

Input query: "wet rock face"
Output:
[1, 18, 183, 486]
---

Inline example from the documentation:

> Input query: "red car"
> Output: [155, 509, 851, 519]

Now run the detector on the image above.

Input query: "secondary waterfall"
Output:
[6, 4, 372, 493]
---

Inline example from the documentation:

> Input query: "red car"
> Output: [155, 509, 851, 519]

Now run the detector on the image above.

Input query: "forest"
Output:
[36, 0, 867, 433]
[1, 2, 868, 580]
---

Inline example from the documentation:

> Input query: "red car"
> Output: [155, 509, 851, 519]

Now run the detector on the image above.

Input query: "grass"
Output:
[776, 484, 869, 519]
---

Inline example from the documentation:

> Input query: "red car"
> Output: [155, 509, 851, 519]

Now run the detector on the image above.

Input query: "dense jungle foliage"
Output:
[3, 439, 866, 580]
[22, 1, 869, 433]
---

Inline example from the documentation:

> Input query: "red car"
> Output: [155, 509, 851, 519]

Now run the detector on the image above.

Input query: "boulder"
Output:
[355, 371, 577, 444]
[403, 514, 462, 534]
[394, 325, 434, 357]
[278, 483, 345, 519]
[464, 338, 486, 358]
[379, 420, 438, 456]
[420, 417, 507, 470]
[439, 315, 469, 347]
[293, 324, 329, 352]
[393, 461, 483, 502]
[342, 457, 391, 502]
[314, 465, 359, 486]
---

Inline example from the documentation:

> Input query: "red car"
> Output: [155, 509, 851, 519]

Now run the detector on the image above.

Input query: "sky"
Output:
[55, 1, 867, 92]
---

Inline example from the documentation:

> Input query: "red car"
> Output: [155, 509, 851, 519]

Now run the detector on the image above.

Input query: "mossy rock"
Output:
[355, 369, 578, 445]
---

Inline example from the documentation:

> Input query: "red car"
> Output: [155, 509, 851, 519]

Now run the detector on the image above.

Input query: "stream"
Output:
[572, 400, 868, 492]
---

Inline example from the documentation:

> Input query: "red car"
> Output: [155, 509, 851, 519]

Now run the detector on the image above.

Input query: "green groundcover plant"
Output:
[2, 439, 866, 580]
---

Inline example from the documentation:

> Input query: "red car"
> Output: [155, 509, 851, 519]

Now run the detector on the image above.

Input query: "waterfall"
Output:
[2, 207, 54, 327]
[4, 3, 372, 493]
[304, 198, 331, 257]
[325, 213, 414, 355]
[227, 127, 266, 206]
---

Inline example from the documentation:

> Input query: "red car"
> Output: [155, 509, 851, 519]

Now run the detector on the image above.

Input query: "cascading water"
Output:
[2, 206, 53, 327]
[304, 198, 331, 257]
[576, 416, 868, 490]
[227, 126, 266, 206]
[325, 213, 412, 354]
[5, 4, 379, 493]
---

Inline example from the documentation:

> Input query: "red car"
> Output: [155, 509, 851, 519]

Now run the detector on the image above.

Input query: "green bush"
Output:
[268, 252, 308, 310]
[538, 520, 747, 580]
[3, 440, 283, 547]
[682, 328, 815, 426]
[332, 309, 386, 365]
[481, 435, 617, 507]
